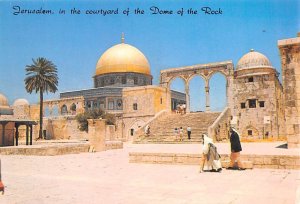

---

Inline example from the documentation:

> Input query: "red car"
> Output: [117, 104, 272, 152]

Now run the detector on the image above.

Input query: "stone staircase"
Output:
[134, 112, 221, 144]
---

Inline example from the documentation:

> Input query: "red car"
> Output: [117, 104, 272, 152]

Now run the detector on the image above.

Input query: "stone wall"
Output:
[232, 68, 284, 139]
[129, 152, 300, 169]
[43, 117, 89, 140]
[0, 122, 15, 146]
[278, 33, 300, 148]
[122, 85, 169, 140]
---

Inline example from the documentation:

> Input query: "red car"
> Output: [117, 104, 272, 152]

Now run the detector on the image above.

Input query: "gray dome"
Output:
[237, 49, 274, 70]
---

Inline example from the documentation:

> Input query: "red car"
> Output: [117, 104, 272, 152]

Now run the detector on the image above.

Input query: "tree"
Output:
[76, 109, 116, 132]
[25, 57, 58, 139]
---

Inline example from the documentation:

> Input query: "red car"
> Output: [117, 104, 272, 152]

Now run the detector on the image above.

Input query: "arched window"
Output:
[70, 103, 76, 115]
[133, 103, 138, 110]
[61, 104, 68, 115]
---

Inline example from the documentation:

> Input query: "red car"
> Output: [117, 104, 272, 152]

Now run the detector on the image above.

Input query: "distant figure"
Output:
[0, 160, 4, 194]
[174, 127, 179, 141]
[228, 127, 245, 170]
[199, 134, 222, 173]
[176, 104, 186, 115]
[145, 125, 150, 136]
[179, 127, 184, 141]
[146, 126, 150, 136]
[187, 126, 192, 140]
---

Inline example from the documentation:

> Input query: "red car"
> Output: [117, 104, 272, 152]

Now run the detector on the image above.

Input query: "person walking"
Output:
[179, 127, 183, 142]
[174, 127, 178, 141]
[228, 127, 245, 170]
[187, 126, 192, 140]
[199, 134, 222, 173]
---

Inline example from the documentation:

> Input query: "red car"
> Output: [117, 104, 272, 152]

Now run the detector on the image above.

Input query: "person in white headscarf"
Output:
[228, 127, 245, 170]
[199, 134, 222, 173]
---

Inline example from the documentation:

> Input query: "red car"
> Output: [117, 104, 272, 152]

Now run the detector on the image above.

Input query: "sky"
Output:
[0, 0, 299, 111]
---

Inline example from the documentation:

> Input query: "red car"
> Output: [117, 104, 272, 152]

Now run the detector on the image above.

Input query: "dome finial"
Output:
[250, 49, 254, 52]
[121, 32, 125, 43]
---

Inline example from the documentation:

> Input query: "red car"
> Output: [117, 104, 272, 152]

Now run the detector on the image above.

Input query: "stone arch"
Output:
[61, 104, 68, 115]
[208, 72, 228, 111]
[70, 103, 77, 115]
[44, 106, 50, 117]
[187, 74, 206, 84]
[160, 61, 234, 113]
[167, 76, 187, 90]
[188, 74, 206, 112]
[207, 70, 228, 81]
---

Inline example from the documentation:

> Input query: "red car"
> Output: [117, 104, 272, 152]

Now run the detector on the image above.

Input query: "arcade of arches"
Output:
[160, 60, 234, 113]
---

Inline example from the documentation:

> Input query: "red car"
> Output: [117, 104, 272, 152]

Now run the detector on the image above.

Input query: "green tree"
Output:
[76, 109, 115, 132]
[25, 57, 58, 139]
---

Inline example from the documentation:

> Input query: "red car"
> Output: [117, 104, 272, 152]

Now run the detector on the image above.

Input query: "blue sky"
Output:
[0, 0, 299, 111]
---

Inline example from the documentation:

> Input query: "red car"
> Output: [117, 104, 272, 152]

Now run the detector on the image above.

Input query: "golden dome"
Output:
[13, 98, 29, 106]
[95, 42, 151, 76]
[0, 93, 9, 108]
[237, 49, 274, 70]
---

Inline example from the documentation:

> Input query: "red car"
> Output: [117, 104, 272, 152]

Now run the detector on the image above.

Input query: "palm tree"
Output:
[25, 57, 58, 139]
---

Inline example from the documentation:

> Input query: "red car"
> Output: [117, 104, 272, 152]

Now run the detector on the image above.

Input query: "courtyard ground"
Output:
[0, 142, 299, 204]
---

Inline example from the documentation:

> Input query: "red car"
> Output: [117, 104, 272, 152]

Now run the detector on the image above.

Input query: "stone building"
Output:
[55, 35, 184, 116]
[0, 93, 36, 146]
[231, 49, 285, 139]
[278, 33, 300, 148]
[6, 34, 300, 144]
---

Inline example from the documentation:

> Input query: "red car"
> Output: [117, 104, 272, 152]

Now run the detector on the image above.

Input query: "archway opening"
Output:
[189, 75, 206, 112]
[209, 72, 227, 112]
[169, 77, 186, 112]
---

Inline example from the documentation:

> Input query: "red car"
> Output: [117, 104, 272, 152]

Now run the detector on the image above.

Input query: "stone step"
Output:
[136, 112, 220, 143]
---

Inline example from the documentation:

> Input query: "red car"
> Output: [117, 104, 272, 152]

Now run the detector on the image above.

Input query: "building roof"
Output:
[0, 93, 9, 108]
[236, 49, 274, 70]
[95, 36, 151, 77]
[13, 98, 30, 106]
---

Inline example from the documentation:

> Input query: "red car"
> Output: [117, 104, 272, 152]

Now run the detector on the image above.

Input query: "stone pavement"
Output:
[0, 142, 299, 204]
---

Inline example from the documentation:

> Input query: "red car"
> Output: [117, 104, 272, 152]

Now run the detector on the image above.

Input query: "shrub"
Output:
[75, 108, 116, 132]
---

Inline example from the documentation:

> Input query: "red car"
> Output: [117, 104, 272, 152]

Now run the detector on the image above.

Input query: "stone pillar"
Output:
[88, 119, 106, 151]
[205, 80, 210, 112]
[278, 33, 300, 148]
[185, 83, 190, 113]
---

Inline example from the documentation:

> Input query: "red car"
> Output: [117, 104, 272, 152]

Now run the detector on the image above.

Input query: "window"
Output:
[248, 130, 252, 136]
[133, 103, 138, 110]
[130, 129, 134, 136]
[134, 77, 138, 85]
[108, 101, 114, 110]
[241, 103, 246, 109]
[99, 101, 105, 110]
[160, 97, 163, 104]
[249, 99, 256, 108]
[248, 77, 254, 82]
[122, 76, 126, 84]
[117, 99, 122, 110]
[259, 101, 265, 107]
[110, 78, 114, 85]
[61, 104, 68, 115]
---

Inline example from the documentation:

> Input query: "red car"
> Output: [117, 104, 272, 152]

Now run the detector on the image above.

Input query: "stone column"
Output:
[185, 83, 190, 113]
[278, 33, 300, 148]
[88, 119, 106, 151]
[205, 80, 210, 112]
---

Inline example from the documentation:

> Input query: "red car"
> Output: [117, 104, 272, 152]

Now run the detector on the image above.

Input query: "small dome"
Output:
[0, 93, 9, 107]
[236, 49, 274, 70]
[95, 39, 151, 76]
[13, 98, 29, 106]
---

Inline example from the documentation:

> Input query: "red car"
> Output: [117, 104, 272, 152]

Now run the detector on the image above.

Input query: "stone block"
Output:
[263, 157, 272, 165]
[253, 157, 264, 165]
